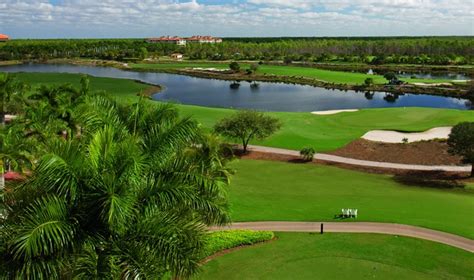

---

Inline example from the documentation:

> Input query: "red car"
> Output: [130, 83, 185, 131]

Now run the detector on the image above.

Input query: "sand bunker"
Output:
[412, 82, 452, 86]
[362, 127, 452, 143]
[311, 109, 359, 115]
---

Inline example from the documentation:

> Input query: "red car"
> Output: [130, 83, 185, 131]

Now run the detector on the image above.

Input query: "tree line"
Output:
[1, 37, 473, 65]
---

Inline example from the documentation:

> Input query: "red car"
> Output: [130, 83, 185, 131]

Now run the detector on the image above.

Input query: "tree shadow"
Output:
[392, 171, 467, 190]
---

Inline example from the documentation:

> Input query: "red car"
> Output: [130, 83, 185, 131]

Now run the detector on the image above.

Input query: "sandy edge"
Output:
[312, 109, 359, 115]
[362, 127, 452, 143]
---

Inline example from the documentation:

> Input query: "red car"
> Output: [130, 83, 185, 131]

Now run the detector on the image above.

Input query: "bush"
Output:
[383, 72, 397, 81]
[364, 78, 374, 86]
[283, 56, 292, 65]
[229, 61, 240, 72]
[300, 147, 316, 161]
[203, 230, 274, 257]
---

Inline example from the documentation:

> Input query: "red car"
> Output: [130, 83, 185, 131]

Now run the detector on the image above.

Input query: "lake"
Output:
[1, 63, 471, 112]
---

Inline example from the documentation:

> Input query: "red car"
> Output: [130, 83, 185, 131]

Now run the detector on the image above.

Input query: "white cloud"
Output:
[0, 0, 472, 38]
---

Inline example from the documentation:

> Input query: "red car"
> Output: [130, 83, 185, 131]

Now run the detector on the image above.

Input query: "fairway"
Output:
[129, 61, 455, 85]
[12, 72, 474, 151]
[195, 233, 474, 280]
[228, 160, 474, 238]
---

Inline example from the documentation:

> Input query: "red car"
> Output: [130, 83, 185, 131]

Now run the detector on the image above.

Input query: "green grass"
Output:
[130, 61, 236, 70]
[12, 72, 474, 152]
[195, 232, 474, 280]
[177, 105, 474, 151]
[129, 61, 455, 85]
[12, 72, 151, 103]
[228, 160, 474, 238]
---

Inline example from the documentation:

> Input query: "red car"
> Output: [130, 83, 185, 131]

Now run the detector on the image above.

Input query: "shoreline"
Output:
[2, 59, 472, 99]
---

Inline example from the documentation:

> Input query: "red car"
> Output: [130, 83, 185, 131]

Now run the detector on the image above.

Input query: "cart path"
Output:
[247, 145, 472, 172]
[212, 221, 474, 252]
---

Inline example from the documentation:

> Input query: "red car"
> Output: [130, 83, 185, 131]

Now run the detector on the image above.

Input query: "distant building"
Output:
[0, 34, 9, 42]
[146, 35, 222, 45]
[147, 36, 187, 46]
[170, 53, 183, 60]
[186, 35, 222, 44]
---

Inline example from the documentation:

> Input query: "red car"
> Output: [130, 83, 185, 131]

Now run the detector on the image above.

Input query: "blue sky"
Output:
[0, 0, 473, 38]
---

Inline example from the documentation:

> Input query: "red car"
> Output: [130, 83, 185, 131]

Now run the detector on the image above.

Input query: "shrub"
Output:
[300, 147, 316, 161]
[203, 230, 274, 257]
[364, 78, 374, 86]
[229, 61, 240, 72]
[383, 72, 397, 81]
[402, 137, 409, 144]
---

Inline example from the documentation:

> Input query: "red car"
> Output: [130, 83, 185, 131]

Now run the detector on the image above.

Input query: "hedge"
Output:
[203, 230, 274, 257]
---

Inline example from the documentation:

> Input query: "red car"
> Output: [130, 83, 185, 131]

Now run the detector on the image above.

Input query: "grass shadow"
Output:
[392, 171, 468, 190]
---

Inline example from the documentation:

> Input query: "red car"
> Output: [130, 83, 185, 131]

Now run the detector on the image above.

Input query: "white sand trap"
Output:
[362, 127, 452, 143]
[311, 109, 359, 115]
[412, 82, 452, 86]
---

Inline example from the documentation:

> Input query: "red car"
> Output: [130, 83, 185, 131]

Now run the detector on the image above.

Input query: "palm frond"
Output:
[9, 195, 76, 261]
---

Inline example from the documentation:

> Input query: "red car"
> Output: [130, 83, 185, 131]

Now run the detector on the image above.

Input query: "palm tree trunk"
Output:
[0, 160, 4, 190]
[96, 246, 112, 279]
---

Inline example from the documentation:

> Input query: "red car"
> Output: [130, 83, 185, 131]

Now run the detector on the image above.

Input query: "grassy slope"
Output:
[13, 72, 474, 151]
[13, 72, 146, 103]
[228, 160, 474, 238]
[130, 61, 454, 84]
[176, 104, 474, 151]
[195, 232, 474, 280]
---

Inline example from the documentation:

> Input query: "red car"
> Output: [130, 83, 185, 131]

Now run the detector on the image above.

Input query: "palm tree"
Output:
[0, 73, 28, 125]
[0, 125, 35, 189]
[1, 97, 232, 279]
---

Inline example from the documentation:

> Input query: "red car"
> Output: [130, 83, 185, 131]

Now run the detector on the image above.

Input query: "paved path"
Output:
[247, 145, 472, 172]
[213, 221, 474, 252]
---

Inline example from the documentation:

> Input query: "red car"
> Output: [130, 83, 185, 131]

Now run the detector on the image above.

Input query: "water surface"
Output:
[1, 63, 471, 112]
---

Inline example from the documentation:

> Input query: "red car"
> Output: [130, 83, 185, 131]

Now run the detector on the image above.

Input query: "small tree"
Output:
[300, 147, 316, 162]
[250, 63, 259, 72]
[383, 72, 397, 82]
[364, 78, 374, 86]
[447, 122, 474, 177]
[214, 110, 281, 153]
[283, 56, 292, 65]
[229, 62, 240, 72]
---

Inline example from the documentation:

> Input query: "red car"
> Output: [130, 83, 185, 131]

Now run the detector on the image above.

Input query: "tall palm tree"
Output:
[1, 96, 232, 279]
[0, 74, 29, 189]
[0, 125, 35, 189]
[0, 73, 28, 125]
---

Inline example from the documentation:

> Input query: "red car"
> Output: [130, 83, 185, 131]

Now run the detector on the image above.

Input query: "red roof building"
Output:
[146, 35, 222, 45]
[0, 34, 9, 42]
[147, 36, 186, 45]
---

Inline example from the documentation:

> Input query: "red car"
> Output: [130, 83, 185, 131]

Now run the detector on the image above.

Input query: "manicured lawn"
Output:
[195, 232, 474, 280]
[228, 160, 474, 238]
[258, 64, 387, 84]
[130, 61, 236, 70]
[177, 104, 474, 151]
[13, 72, 149, 103]
[129, 61, 454, 85]
[12, 72, 474, 152]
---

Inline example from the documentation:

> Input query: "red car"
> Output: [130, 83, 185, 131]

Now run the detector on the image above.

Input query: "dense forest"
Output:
[0, 37, 473, 65]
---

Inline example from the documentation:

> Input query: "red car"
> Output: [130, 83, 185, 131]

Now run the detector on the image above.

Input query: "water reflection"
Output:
[0, 63, 471, 112]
